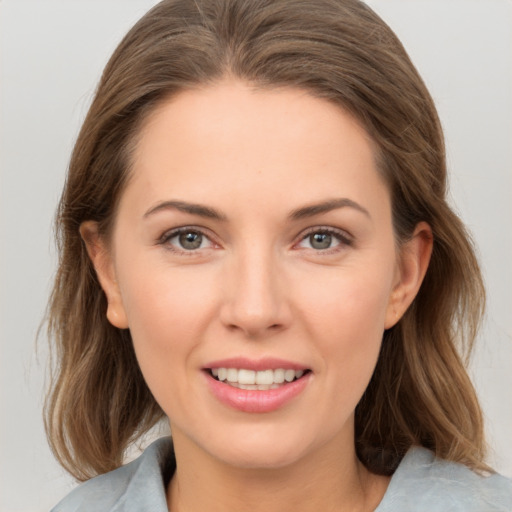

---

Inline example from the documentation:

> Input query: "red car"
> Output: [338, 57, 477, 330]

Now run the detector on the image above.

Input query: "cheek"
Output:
[119, 259, 214, 334]
[296, 263, 394, 399]
[116, 264, 215, 401]
[299, 263, 393, 339]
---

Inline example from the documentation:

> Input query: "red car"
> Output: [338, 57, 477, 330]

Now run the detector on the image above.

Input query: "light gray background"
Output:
[1, 1, 511, 510]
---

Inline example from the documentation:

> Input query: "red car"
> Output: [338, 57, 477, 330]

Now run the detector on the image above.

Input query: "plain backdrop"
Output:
[1, 1, 511, 510]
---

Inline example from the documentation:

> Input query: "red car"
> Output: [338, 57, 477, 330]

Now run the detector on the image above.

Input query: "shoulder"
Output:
[50, 437, 174, 512]
[377, 446, 512, 512]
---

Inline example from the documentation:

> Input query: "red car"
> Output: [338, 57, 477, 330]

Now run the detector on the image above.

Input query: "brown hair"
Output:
[45, 0, 488, 481]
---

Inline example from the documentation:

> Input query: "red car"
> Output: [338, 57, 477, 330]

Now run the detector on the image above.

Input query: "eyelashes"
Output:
[158, 227, 217, 254]
[157, 225, 353, 255]
[296, 227, 353, 252]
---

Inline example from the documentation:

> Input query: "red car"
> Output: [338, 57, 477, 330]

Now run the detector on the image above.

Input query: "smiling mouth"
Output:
[207, 368, 311, 390]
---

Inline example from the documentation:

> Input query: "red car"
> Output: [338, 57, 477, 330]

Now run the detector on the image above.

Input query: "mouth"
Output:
[206, 367, 311, 391]
[203, 360, 312, 412]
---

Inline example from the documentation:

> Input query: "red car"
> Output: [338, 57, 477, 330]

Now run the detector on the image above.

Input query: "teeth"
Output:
[284, 369, 295, 382]
[230, 383, 286, 390]
[226, 368, 238, 383]
[238, 369, 256, 384]
[274, 368, 285, 383]
[210, 368, 307, 386]
[238, 383, 257, 390]
[256, 369, 274, 385]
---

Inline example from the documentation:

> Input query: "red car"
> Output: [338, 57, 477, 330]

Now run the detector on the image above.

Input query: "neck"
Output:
[166, 429, 389, 512]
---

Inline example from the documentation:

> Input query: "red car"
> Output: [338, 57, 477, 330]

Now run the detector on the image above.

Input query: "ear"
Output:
[80, 221, 129, 329]
[384, 221, 433, 329]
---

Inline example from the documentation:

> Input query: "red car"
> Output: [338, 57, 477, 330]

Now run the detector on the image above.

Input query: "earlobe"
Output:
[79, 221, 129, 329]
[384, 222, 433, 329]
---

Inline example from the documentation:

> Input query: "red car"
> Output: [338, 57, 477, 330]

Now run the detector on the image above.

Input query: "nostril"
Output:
[225, 322, 282, 333]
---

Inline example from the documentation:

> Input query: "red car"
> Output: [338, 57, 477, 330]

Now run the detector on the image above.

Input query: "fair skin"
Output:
[82, 80, 432, 512]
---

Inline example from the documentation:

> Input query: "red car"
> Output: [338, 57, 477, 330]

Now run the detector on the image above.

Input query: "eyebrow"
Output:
[143, 197, 370, 222]
[288, 198, 371, 220]
[143, 200, 228, 221]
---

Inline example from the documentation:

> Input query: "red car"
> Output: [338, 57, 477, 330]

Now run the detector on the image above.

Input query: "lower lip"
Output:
[205, 372, 311, 413]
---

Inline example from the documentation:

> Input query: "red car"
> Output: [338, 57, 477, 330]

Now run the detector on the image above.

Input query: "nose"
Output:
[219, 245, 292, 339]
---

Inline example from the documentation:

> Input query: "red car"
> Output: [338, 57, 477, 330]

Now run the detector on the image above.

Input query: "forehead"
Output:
[124, 79, 389, 218]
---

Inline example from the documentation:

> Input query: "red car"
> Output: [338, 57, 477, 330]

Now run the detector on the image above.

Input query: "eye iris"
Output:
[310, 232, 332, 250]
[179, 232, 202, 250]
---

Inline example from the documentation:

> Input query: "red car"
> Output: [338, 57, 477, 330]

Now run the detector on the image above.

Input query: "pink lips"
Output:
[204, 357, 311, 413]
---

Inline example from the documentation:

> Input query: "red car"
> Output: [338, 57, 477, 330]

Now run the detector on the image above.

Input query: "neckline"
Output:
[373, 446, 433, 511]
[157, 440, 429, 512]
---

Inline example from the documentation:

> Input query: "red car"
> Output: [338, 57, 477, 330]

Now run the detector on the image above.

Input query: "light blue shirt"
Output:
[51, 437, 512, 511]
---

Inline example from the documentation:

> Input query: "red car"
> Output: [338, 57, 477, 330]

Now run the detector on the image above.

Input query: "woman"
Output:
[46, 0, 512, 510]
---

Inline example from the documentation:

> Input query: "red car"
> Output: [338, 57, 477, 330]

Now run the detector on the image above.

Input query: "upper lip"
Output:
[204, 357, 310, 372]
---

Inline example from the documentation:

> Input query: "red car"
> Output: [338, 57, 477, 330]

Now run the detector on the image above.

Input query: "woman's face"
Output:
[88, 80, 424, 470]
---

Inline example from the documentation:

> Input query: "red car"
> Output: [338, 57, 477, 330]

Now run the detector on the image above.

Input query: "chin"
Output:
[212, 443, 305, 470]
[195, 423, 325, 470]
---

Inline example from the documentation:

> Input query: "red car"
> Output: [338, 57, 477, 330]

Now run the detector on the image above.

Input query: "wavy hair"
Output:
[45, 0, 487, 480]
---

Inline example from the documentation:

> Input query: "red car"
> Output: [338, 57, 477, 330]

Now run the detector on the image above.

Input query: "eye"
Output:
[160, 228, 215, 252]
[307, 232, 337, 250]
[296, 228, 352, 251]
